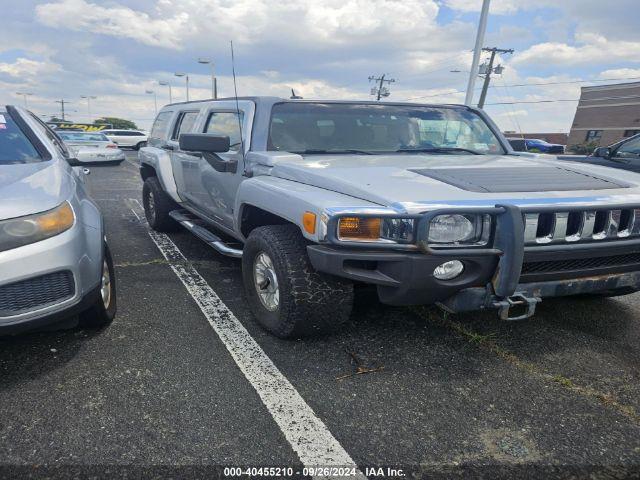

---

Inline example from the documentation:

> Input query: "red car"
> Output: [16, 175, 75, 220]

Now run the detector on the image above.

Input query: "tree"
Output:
[49, 116, 69, 123]
[94, 117, 138, 129]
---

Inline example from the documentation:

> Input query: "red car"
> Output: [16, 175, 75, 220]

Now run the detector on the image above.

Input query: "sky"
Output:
[2, 0, 640, 132]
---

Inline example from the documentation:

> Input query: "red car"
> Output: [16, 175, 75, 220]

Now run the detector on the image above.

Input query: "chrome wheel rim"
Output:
[101, 259, 112, 309]
[147, 190, 156, 220]
[253, 252, 279, 311]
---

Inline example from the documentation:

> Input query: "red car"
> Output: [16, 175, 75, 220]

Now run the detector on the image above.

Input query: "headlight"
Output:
[428, 214, 491, 245]
[337, 217, 415, 243]
[0, 202, 75, 252]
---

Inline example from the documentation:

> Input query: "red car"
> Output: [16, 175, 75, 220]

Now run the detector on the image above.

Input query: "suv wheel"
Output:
[242, 225, 353, 338]
[142, 176, 178, 232]
[135, 141, 147, 150]
[79, 241, 116, 328]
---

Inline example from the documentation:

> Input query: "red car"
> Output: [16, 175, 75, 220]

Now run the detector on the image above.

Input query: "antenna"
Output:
[230, 41, 246, 169]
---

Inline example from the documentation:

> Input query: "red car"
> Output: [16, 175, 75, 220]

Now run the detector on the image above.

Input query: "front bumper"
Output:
[310, 201, 640, 318]
[308, 243, 640, 308]
[0, 221, 102, 333]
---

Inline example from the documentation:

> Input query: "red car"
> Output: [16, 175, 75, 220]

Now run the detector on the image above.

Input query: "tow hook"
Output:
[492, 293, 541, 321]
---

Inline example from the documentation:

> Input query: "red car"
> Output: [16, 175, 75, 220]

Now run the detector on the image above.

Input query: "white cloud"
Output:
[442, 0, 556, 14]
[0, 58, 61, 78]
[36, 0, 190, 49]
[512, 33, 640, 67]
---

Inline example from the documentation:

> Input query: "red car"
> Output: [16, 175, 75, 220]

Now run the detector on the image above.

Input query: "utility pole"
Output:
[465, 0, 490, 106]
[368, 74, 396, 101]
[477, 47, 513, 109]
[55, 99, 70, 121]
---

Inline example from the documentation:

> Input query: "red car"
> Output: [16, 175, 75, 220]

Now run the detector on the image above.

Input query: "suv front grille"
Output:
[522, 252, 640, 275]
[0, 271, 75, 317]
[523, 208, 640, 245]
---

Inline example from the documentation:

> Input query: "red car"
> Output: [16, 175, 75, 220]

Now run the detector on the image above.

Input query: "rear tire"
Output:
[142, 176, 179, 232]
[79, 241, 116, 328]
[242, 225, 353, 338]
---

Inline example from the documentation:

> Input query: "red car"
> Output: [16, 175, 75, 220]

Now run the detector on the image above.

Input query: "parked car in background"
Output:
[57, 131, 125, 164]
[140, 97, 640, 339]
[507, 137, 565, 154]
[558, 133, 640, 173]
[101, 129, 148, 150]
[0, 105, 116, 334]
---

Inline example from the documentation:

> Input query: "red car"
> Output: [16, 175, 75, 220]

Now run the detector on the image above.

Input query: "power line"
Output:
[486, 93, 640, 106]
[402, 75, 640, 102]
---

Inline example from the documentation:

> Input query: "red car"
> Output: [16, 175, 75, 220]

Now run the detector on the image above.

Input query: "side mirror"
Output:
[179, 133, 230, 153]
[592, 147, 611, 158]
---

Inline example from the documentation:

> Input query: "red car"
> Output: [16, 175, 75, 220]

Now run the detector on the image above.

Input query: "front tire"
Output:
[79, 241, 116, 328]
[142, 176, 178, 232]
[242, 225, 354, 338]
[135, 141, 147, 150]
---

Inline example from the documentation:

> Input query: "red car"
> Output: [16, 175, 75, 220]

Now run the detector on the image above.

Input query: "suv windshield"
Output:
[268, 103, 504, 155]
[0, 112, 43, 164]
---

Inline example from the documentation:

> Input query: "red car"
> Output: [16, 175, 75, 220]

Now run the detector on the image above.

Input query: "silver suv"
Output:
[0, 106, 116, 334]
[140, 97, 640, 338]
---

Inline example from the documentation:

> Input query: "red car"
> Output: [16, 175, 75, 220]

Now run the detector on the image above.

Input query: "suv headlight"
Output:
[0, 202, 75, 252]
[338, 217, 414, 243]
[428, 214, 491, 245]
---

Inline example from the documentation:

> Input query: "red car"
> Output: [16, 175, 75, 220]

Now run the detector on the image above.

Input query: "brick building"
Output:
[567, 81, 640, 148]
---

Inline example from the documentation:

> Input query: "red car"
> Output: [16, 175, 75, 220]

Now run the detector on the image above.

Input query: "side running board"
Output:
[169, 210, 243, 258]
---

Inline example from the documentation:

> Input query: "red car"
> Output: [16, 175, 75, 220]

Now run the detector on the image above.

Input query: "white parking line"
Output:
[128, 199, 364, 478]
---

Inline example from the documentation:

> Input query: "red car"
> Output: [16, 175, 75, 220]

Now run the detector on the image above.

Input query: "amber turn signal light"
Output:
[302, 211, 316, 234]
[338, 217, 381, 240]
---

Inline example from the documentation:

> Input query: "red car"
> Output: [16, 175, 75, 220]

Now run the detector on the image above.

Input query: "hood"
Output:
[263, 153, 640, 211]
[0, 160, 73, 220]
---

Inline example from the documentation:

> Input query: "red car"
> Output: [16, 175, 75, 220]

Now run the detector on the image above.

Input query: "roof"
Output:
[581, 81, 640, 92]
[163, 96, 471, 110]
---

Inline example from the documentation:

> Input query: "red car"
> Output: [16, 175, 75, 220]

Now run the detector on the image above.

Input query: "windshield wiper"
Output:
[296, 149, 376, 155]
[395, 147, 483, 155]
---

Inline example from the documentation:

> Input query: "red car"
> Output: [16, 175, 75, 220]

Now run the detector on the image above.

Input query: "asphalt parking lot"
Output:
[1, 151, 640, 478]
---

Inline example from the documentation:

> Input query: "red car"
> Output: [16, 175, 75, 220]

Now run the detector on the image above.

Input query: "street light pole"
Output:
[158, 81, 172, 104]
[175, 73, 189, 101]
[465, 0, 491, 106]
[145, 90, 158, 114]
[16, 92, 33, 108]
[197, 58, 217, 99]
[80, 95, 97, 119]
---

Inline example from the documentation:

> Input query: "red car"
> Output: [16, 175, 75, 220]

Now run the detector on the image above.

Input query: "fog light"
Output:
[433, 260, 464, 280]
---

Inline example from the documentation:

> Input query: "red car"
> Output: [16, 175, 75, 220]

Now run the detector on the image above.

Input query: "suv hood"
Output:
[265, 153, 640, 211]
[0, 161, 72, 220]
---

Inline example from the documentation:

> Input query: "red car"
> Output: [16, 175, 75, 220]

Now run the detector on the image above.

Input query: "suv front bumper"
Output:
[310, 203, 640, 318]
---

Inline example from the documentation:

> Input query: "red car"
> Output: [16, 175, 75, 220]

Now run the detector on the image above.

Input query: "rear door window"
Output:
[172, 111, 199, 141]
[149, 111, 173, 144]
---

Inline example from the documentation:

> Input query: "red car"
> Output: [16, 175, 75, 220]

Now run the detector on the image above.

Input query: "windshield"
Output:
[268, 103, 505, 155]
[58, 132, 109, 142]
[0, 112, 43, 165]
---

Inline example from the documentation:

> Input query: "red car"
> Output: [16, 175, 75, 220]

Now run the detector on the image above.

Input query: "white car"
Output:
[101, 129, 148, 150]
[57, 131, 125, 164]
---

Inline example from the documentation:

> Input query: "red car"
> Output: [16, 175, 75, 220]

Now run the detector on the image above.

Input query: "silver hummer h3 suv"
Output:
[139, 97, 640, 338]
